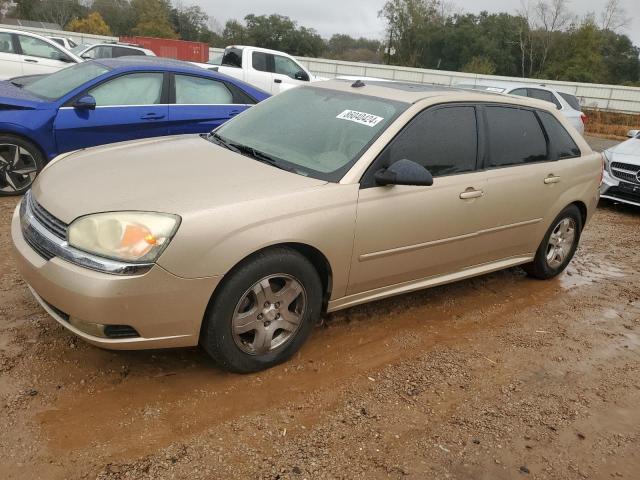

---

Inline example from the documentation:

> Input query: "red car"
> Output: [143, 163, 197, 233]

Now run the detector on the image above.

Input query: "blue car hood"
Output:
[0, 81, 46, 109]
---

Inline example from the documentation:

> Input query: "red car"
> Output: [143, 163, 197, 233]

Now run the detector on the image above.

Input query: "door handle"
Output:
[544, 175, 561, 184]
[24, 58, 38, 63]
[459, 188, 484, 200]
[274, 79, 282, 84]
[140, 113, 165, 120]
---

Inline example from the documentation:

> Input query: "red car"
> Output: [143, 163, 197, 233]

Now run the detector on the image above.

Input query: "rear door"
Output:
[54, 72, 169, 152]
[167, 74, 251, 135]
[246, 51, 274, 92]
[348, 104, 489, 295]
[474, 105, 568, 261]
[16, 34, 75, 75]
[0, 32, 23, 78]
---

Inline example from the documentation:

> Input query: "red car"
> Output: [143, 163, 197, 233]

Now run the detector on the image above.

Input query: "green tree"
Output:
[67, 11, 112, 36]
[169, 4, 209, 41]
[91, 0, 135, 36]
[131, 0, 178, 38]
[462, 56, 496, 74]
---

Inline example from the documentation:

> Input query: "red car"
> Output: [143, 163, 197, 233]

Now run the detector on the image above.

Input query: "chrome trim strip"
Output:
[359, 218, 543, 262]
[20, 195, 153, 276]
[600, 194, 640, 207]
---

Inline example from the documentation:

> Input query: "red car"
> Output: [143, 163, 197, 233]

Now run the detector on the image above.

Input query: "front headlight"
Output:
[602, 150, 611, 172]
[68, 212, 180, 263]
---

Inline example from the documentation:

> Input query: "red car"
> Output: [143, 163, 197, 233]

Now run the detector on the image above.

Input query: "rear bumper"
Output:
[600, 171, 640, 207]
[11, 202, 221, 350]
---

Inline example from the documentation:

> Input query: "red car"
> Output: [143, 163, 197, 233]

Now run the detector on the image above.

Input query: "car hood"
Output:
[608, 138, 640, 162]
[32, 135, 327, 224]
[0, 80, 46, 109]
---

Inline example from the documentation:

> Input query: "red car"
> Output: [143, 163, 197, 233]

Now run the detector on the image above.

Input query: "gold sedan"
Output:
[12, 80, 602, 372]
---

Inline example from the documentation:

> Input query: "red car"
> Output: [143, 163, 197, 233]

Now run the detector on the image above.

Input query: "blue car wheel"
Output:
[0, 134, 43, 196]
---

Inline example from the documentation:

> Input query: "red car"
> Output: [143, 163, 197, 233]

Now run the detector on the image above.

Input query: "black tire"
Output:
[522, 205, 582, 280]
[0, 134, 44, 196]
[200, 247, 323, 373]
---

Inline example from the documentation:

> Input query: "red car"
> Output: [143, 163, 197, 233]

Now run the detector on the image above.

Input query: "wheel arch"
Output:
[0, 127, 48, 161]
[568, 200, 587, 229]
[204, 242, 334, 322]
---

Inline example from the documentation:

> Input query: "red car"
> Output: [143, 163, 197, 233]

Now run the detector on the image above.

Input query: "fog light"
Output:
[69, 317, 108, 338]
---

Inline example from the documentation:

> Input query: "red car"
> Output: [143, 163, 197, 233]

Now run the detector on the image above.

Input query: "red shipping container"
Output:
[119, 36, 209, 62]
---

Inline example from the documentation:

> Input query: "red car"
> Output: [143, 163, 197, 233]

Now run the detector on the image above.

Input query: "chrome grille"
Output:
[27, 191, 68, 239]
[611, 162, 640, 185]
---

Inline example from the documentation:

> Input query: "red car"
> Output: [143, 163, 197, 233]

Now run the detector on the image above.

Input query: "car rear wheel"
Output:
[200, 247, 323, 373]
[0, 135, 43, 196]
[523, 205, 582, 279]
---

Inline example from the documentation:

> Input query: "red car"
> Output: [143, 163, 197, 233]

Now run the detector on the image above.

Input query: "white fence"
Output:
[6, 23, 640, 114]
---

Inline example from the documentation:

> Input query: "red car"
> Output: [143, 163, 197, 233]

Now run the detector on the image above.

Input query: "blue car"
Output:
[0, 56, 269, 195]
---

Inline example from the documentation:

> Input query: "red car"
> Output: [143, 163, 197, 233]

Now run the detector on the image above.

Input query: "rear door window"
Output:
[0, 32, 16, 54]
[537, 111, 581, 159]
[114, 46, 145, 57]
[175, 75, 234, 104]
[252, 52, 269, 72]
[485, 106, 548, 167]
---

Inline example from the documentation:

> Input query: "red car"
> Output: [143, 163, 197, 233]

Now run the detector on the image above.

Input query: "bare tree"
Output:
[535, 0, 573, 74]
[600, 0, 630, 31]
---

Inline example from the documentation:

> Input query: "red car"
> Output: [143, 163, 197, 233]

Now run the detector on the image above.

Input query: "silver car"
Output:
[457, 82, 586, 136]
[601, 130, 640, 207]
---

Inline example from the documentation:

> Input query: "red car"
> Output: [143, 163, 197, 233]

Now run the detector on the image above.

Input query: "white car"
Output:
[0, 28, 81, 79]
[48, 36, 78, 50]
[601, 130, 640, 207]
[457, 82, 586, 135]
[214, 45, 325, 94]
[75, 43, 155, 60]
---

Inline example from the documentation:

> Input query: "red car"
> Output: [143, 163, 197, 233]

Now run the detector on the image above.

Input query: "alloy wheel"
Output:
[0, 144, 39, 193]
[232, 274, 307, 355]
[546, 217, 576, 269]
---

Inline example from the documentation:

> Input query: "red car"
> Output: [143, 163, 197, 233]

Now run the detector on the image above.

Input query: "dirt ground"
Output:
[1, 137, 639, 480]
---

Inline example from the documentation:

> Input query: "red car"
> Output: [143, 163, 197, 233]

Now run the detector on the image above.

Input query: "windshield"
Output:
[23, 62, 110, 101]
[213, 86, 408, 181]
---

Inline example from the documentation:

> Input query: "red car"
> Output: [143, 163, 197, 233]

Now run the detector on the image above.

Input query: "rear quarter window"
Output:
[537, 111, 581, 159]
[558, 92, 581, 111]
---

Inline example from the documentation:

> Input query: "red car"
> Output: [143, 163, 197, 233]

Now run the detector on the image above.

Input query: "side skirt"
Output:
[327, 255, 534, 313]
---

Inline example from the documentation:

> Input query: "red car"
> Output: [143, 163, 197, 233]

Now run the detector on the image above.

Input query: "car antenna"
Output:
[351, 79, 366, 88]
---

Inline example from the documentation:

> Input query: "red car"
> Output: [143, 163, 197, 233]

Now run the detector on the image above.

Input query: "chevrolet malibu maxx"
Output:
[12, 80, 602, 373]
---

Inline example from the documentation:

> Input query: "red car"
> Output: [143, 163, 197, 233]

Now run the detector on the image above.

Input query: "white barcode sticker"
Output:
[336, 110, 384, 127]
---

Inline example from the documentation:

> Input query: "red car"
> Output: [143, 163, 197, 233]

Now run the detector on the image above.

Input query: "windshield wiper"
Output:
[10, 81, 23, 88]
[209, 133, 294, 173]
[207, 132, 241, 153]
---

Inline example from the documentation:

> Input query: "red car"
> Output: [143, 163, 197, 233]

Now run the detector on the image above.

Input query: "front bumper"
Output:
[11, 202, 221, 350]
[600, 170, 640, 207]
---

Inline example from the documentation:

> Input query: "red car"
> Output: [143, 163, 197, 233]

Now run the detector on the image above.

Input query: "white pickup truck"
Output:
[206, 45, 325, 94]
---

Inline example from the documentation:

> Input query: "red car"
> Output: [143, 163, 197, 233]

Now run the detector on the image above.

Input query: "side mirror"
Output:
[73, 95, 96, 110]
[374, 159, 434, 187]
[294, 70, 309, 81]
[627, 129, 639, 138]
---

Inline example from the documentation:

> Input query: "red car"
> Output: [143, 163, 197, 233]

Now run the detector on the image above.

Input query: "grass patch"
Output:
[584, 109, 640, 139]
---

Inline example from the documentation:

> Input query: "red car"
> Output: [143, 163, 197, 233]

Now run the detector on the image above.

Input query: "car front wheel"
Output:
[200, 247, 323, 373]
[0, 135, 43, 196]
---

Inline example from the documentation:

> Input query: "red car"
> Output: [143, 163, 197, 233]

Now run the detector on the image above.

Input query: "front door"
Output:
[54, 72, 168, 153]
[348, 104, 488, 295]
[16, 34, 75, 76]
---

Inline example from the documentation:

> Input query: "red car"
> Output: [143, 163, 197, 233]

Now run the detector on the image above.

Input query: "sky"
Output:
[202, 0, 639, 47]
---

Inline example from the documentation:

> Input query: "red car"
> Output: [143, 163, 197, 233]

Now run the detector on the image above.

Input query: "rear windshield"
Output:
[23, 62, 109, 100]
[558, 92, 581, 110]
[221, 47, 243, 68]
